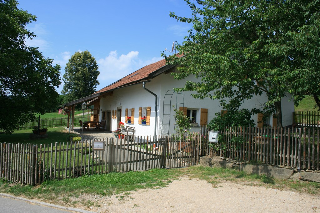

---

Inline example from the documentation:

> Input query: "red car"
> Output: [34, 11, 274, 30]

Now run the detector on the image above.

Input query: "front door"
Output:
[106, 111, 111, 131]
[117, 108, 122, 128]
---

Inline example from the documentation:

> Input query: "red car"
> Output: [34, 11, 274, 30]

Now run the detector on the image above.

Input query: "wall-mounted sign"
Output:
[208, 131, 219, 143]
[93, 141, 104, 150]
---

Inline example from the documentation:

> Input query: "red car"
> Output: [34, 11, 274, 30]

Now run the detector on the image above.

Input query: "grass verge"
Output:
[182, 166, 320, 195]
[0, 166, 319, 209]
[0, 168, 181, 208]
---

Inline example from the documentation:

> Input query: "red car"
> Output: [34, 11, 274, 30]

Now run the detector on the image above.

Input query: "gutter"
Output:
[143, 81, 157, 139]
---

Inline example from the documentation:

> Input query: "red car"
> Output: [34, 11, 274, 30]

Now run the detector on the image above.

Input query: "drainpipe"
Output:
[143, 82, 157, 139]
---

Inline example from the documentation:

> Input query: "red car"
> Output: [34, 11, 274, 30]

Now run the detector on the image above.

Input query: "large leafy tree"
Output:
[62, 51, 99, 104]
[165, 0, 320, 126]
[0, 0, 61, 133]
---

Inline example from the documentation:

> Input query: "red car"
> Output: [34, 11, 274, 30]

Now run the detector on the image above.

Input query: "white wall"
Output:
[99, 82, 160, 137]
[99, 73, 295, 137]
[281, 93, 294, 126]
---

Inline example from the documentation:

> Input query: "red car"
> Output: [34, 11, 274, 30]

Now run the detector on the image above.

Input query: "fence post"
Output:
[298, 128, 302, 172]
[108, 139, 115, 173]
[31, 145, 37, 186]
[160, 137, 167, 169]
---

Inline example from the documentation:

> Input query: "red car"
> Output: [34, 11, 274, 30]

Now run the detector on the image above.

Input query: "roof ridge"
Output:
[95, 58, 166, 93]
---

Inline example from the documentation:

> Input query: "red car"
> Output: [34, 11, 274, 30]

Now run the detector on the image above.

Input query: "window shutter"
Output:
[146, 107, 151, 125]
[179, 107, 187, 116]
[125, 108, 128, 123]
[257, 113, 264, 128]
[200, 108, 208, 126]
[139, 107, 142, 124]
[131, 108, 135, 124]
[273, 116, 277, 128]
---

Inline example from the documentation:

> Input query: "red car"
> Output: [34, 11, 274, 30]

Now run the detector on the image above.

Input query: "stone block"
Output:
[200, 156, 212, 167]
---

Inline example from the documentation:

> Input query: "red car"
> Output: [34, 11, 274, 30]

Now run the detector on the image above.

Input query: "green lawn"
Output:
[295, 96, 319, 111]
[36, 110, 88, 119]
[0, 127, 79, 145]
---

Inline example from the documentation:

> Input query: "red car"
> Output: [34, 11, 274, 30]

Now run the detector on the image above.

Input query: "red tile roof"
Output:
[96, 58, 168, 94]
[65, 57, 176, 106]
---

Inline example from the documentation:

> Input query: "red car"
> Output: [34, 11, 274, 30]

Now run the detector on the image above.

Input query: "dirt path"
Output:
[76, 177, 320, 213]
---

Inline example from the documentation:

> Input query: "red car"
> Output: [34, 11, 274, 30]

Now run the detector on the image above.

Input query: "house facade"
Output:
[65, 59, 294, 137]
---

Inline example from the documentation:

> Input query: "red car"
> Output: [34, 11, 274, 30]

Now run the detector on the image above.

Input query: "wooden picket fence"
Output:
[0, 134, 206, 185]
[293, 111, 320, 127]
[218, 127, 320, 171]
[3, 126, 318, 186]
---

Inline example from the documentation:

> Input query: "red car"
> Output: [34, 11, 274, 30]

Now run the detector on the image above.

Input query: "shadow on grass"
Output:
[0, 127, 79, 145]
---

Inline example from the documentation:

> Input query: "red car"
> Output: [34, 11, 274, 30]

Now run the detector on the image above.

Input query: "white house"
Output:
[65, 58, 294, 137]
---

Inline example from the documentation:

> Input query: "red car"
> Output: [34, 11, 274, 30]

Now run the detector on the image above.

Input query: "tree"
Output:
[62, 51, 99, 104]
[165, 0, 320, 126]
[0, 0, 61, 133]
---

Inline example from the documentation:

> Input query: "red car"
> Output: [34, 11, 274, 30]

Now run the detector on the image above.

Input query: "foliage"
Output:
[71, 136, 81, 142]
[208, 109, 255, 131]
[0, 0, 61, 133]
[62, 51, 99, 105]
[174, 107, 191, 137]
[164, 0, 320, 127]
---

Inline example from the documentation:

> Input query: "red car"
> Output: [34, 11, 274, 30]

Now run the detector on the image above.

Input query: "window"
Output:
[179, 107, 208, 126]
[139, 107, 151, 125]
[187, 109, 197, 123]
[125, 108, 134, 124]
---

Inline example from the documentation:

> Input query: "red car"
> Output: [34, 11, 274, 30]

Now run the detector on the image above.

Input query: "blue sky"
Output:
[18, 0, 193, 93]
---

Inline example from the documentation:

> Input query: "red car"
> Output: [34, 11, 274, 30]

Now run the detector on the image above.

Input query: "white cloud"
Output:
[97, 50, 140, 81]
[53, 51, 71, 67]
[25, 23, 49, 52]
[96, 51, 164, 89]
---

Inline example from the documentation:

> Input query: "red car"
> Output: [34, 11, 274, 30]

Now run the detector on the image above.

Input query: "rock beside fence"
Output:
[199, 156, 320, 183]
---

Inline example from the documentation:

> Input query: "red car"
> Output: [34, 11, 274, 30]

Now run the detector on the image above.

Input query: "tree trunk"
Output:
[312, 94, 320, 110]
[274, 101, 283, 127]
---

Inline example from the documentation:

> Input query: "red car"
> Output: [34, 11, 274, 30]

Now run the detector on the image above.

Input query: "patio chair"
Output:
[96, 120, 106, 130]
[120, 126, 135, 141]
[79, 120, 89, 130]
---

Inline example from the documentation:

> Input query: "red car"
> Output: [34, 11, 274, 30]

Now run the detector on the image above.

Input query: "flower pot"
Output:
[142, 121, 146, 125]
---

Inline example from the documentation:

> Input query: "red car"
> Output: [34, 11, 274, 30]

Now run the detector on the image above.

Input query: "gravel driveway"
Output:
[73, 177, 320, 213]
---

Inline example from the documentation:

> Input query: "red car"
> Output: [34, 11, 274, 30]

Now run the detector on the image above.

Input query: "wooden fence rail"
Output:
[293, 111, 320, 127]
[218, 127, 320, 171]
[0, 134, 205, 185]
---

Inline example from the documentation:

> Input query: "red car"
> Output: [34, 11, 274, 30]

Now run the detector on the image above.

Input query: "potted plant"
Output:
[113, 128, 121, 137]
[141, 116, 146, 125]
[127, 116, 131, 124]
